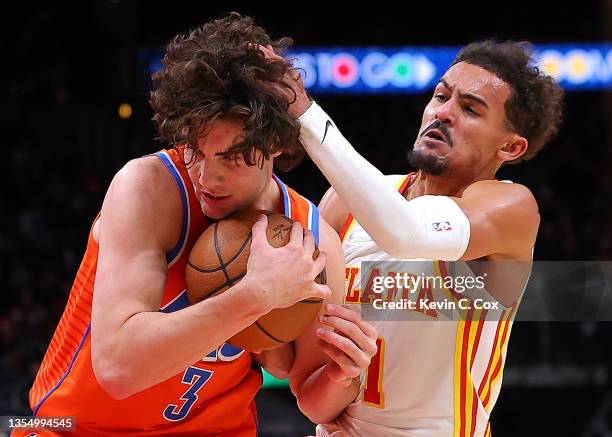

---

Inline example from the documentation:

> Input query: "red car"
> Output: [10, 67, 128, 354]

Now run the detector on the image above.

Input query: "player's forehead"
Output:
[440, 62, 512, 108]
[195, 117, 246, 154]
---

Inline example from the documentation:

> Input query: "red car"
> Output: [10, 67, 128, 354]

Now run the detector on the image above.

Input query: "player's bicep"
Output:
[91, 162, 177, 354]
[455, 182, 540, 260]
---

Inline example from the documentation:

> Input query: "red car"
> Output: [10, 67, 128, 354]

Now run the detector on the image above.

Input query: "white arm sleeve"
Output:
[299, 102, 470, 261]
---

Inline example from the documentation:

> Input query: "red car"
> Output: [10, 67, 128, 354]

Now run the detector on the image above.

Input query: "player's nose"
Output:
[434, 100, 456, 126]
[198, 160, 226, 187]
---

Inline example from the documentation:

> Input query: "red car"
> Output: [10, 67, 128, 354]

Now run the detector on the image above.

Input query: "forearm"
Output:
[293, 366, 360, 424]
[99, 281, 263, 398]
[299, 102, 469, 260]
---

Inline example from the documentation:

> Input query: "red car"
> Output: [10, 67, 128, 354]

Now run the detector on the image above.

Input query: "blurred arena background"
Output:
[1, 2, 611, 436]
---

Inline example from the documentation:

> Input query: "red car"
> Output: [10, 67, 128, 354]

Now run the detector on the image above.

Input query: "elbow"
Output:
[367, 223, 412, 260]
[383, 244, 406, 260]
[291, 379, 338, 424]
[379, 236, 412, 260]
[297, 398, 339, 425]
[264, 367, 291, 380]
[92, 357, 135, 400]
[290, 368, 343, 424]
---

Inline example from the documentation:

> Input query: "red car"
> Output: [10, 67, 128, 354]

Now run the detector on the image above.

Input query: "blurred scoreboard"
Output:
[287, 43, 612, 94]
[141, 43, 612, 95]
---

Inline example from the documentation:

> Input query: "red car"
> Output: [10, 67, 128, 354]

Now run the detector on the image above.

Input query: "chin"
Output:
[204, 211, 224, 220]
[201, 205, 232, 220]
[407, 148, 449, 176]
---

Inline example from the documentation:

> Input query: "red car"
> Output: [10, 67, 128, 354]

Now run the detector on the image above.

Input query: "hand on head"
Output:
[254, 44, 312, 118]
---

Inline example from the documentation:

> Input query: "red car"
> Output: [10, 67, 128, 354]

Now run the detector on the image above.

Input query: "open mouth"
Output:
[202, 191, 230, 201]
[423, 129, 447, 143]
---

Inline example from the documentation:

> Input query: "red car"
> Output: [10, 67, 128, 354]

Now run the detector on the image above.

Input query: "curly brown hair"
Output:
[149, 12, 303, 171]
[453, 40, 565, 163]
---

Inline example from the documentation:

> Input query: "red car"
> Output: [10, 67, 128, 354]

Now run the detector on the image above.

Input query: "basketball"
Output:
[185, 210, 326, 351]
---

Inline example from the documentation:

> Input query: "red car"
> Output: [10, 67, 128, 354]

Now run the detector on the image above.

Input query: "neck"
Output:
[249, 176, 285, 214]
[406, 168, 497, 199]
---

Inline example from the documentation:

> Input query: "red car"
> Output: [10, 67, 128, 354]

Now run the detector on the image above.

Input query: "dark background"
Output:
[1, 1, 611, 436]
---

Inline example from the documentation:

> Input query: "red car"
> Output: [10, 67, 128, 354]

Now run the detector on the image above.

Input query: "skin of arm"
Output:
[91, 157, 330, 399]
[452, 180, 539, 261]
[288, 221, 378, 424]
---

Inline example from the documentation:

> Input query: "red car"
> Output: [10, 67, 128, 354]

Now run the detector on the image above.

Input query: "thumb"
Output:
[250, 215, 269, 250]
[309, 284, 332, 301]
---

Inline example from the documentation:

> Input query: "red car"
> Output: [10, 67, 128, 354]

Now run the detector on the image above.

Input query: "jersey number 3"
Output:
[163, 366, 214, 421]
[362, 337, 385, 408]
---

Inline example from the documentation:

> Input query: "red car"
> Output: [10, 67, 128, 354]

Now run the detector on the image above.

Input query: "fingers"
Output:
[287, 221, 304, 248]
[250, 215, 269, 250]
[317, 340, 358, 376]
[319, 314, 376, 358]
[255, 43, 281, 61]
[316, 327, 372, 370]
[303, 229, 315, 257]
[253, 44, 302, 82]
[325, 304, 378, 341]
[290, 68, 303, 83]
[311, 250, 327, 278]
[256, 44, 302, 81]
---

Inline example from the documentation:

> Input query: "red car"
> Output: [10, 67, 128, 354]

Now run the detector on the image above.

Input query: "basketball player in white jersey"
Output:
[259, 41, 564, 436]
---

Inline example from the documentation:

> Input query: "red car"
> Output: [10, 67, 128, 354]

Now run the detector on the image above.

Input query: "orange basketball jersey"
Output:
[21, 148, 322, 436]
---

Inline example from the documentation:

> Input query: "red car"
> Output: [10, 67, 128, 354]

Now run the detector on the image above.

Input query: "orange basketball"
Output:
[185, 210, 325, 351]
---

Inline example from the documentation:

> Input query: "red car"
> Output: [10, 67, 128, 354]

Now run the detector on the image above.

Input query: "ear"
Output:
[498, 134, 528, 162]
[270, 149, 283, 159]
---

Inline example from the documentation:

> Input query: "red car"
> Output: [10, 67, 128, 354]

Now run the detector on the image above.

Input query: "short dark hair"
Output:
[452, 40, 564, 163]
[149, 12, 304, 171]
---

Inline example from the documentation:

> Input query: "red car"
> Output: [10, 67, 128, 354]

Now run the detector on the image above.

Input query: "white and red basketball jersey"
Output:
[317, 175, 522, 437]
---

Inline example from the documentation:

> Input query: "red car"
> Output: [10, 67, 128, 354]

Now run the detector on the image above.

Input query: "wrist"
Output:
[226, 277, 270, 319]
[297, 101, 334, 147]
[289, 91, 313, 118]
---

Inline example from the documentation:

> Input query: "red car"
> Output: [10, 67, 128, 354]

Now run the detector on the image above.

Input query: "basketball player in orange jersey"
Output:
[19, 14, 378, 436]
[260, 41, 564, 435]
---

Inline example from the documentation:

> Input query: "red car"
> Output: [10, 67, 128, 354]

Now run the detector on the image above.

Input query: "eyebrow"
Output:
[439, 78, 489, 109]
